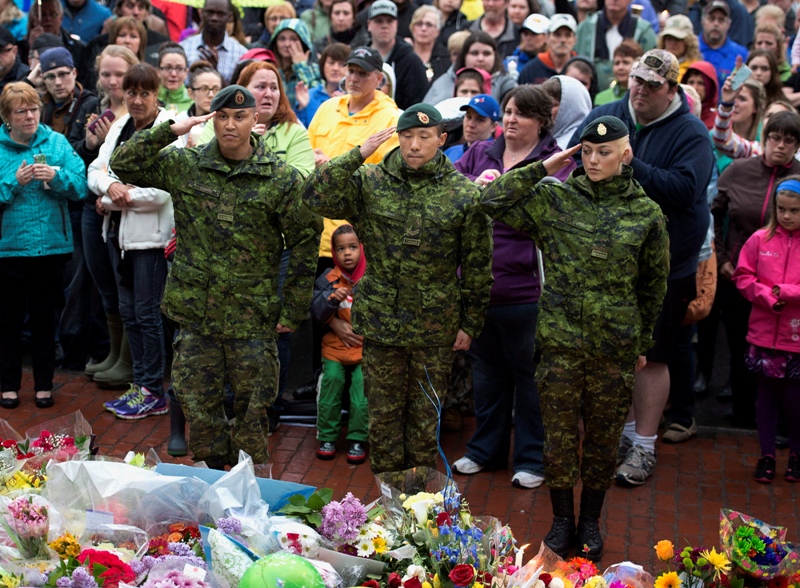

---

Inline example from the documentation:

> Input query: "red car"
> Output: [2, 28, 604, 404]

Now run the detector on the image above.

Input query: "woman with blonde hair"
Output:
[754, 22, 790, 81]
[254, 3, 297, 47]
[409, 5, 449, 84]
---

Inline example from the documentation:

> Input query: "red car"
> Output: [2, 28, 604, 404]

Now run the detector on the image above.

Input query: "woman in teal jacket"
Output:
[0, 82, 87, 409]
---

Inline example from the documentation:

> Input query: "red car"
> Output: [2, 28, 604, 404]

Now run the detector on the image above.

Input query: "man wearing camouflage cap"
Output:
[569, 49, 714, 488]
[111, 85, 321, 470]
[304, 104, 493, 475]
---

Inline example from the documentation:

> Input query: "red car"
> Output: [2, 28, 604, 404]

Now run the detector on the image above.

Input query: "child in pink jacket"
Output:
[733, 176, 800, 484]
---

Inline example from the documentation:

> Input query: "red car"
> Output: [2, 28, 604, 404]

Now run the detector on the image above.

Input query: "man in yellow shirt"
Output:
[308, 46, 400, 262]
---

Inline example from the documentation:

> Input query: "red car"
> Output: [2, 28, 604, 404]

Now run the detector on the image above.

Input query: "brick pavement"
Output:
[9, 367, 800, 575]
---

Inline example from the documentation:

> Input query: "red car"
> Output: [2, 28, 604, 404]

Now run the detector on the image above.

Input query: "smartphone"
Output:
[33, 154, 46, 165]
[87, 109, 116, 134]
[730, 64, 752, 92]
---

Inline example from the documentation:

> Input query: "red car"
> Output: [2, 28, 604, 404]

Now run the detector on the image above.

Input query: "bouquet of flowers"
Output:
[2, 496, 50, 559]
[654, 538, 736, 588]
[719, 510, 800, 582]
[319, 493, 391, 559]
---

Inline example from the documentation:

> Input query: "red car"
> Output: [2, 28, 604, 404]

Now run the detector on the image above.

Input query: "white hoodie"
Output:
[552, 75, 592, 150]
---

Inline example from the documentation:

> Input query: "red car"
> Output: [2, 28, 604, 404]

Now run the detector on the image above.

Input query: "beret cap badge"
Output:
[597, 123, 607, 136]
[417, 112, 430, 124]
[235, 91, 245, 105]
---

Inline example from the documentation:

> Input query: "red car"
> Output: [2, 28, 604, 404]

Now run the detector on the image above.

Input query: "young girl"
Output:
[310, 225, 368, 464]
[733, 177, 800, 484]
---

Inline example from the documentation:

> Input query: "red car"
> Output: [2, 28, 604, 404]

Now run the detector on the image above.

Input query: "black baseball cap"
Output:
[345, 46, 383, 72]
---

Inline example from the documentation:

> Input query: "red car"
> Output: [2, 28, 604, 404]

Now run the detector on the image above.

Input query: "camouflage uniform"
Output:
[481, 162, 669, 490]
[110, 122, 321, 466]
[304, 146, 493, 473]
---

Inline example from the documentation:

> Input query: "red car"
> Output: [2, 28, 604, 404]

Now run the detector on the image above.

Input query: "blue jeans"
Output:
[81, 202, 119, 316]
[117, 248, 167, 394]
[465, 303, 544, 475]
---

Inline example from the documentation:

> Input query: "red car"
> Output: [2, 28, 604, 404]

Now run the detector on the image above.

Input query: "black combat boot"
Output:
[167, 399, 188, 457]
[576, 487, 606, 562]
[544, 488, 576, 558]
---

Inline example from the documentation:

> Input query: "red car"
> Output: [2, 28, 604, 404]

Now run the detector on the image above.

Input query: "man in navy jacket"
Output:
[569, 49, 714, 488]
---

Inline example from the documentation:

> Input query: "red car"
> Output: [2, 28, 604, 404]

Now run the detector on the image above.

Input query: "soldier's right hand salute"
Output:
[359, 127, 397, 160]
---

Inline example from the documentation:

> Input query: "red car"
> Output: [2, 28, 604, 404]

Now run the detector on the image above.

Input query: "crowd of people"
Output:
[3, 0, 800, 563]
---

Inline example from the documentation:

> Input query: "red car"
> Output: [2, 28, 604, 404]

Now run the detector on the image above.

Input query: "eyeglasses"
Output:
[12, 106, 40, 116]
[159, 66, 186, 73]
[43, 70, 73, 82]
[767, 133, 798, 146]
[191, 85, 220, 94]
[631, 75, 663, 90]
[414, 21, 438, 28]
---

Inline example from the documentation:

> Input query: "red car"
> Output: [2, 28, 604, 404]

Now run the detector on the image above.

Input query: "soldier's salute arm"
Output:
[303, 146, 366, 219]
[110, 121, 185, 192]
[480, 161, 553, 237]
[635, 213, 671, 356]
[279, 173, 324, 331]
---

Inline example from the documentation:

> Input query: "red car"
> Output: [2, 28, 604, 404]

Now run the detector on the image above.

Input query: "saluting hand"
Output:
[171, 112, 215, 137]
[359, 127, 396, 161]
[542, 144, 580, 176]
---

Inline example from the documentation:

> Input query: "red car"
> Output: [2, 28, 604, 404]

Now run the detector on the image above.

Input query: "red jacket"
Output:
[733, 226, 800, 353]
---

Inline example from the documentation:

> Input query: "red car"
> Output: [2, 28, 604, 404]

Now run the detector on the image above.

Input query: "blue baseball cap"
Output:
[459, 94, 501, 122]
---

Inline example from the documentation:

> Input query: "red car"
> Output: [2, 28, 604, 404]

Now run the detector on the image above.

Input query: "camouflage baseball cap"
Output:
[630, 49, 680, 85]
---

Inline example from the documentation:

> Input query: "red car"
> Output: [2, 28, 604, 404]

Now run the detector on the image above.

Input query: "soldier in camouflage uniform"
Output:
[303, 103, 493, 475]
[110, 86, 321, 469]
[481, 116, 669, 561]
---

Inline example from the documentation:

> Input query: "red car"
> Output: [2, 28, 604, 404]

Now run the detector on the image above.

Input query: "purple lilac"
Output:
[319, 492, 367, 542]
[216, 517, 242, 536]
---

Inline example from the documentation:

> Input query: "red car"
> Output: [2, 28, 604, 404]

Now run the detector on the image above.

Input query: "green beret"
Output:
[579, 115, 629, 143]
[396, 103, 443, 133]
[210, 85, 255, 112]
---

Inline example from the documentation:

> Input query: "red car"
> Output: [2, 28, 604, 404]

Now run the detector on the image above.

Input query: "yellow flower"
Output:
[655, 572, 682, 588]
[700, 548, 731, 580]
[585, 576, 608, 588]
[373, 536, 387, 554]
[434, 574, 441, 588]
[422, 583, 433, 588]
[655, 540, 675, 562]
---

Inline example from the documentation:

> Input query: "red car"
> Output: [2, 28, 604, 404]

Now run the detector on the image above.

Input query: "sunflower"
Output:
[655, 571, 682, 588]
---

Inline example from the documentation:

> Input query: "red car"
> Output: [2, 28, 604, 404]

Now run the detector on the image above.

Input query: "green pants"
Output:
[172, 330, 278, 466]
[362, 340, 453, 474]
[317, 359, 368, 442]
[537, 350, 634, 491]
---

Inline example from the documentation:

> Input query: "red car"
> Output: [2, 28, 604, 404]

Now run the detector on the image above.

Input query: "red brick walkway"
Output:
[10, 368, 800, 574]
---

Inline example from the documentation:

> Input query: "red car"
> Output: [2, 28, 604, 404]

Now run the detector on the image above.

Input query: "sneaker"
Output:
[615, 444, 656, 487]
[453, 456, 484, 475]
[754, 455, 776, 484]
[786, 454, 800, 482]
[512, 471, 545, 489]
[662, 418, 698, 444]
[113, 388, 168, 420]
[616, 435, 633, 466]
[317, 442, 336, 460]
[104, 384, 139, 413]
[346, 442, 367, 465]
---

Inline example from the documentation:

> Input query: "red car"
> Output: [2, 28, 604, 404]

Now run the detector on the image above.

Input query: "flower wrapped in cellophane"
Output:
[720, 509, 800, 581]
[1, 496, 51, 559]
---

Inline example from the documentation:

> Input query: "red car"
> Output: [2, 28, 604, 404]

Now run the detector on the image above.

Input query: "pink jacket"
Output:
[733, 226, 800, 353]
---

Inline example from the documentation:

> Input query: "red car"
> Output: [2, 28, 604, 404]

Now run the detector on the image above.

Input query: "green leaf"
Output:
[317, 488, 333, 503]
[307, 513, 322, 527]
[308, 493, 325, 510]
[287, 494, 308, 507]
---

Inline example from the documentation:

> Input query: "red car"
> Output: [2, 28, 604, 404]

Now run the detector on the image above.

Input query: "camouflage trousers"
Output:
[362, 340, 454, 474]
[172, 330, 278, 466]
[537, 350, 635, 491]
[443, 351, 474, 413]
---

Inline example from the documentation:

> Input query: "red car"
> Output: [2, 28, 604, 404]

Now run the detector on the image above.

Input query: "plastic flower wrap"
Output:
[319, 493, 391, 559]
[2, 495, 51, 559]
[720, 509, 800, 581]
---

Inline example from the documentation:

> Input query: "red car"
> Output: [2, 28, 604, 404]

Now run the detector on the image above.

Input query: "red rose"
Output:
[436, 512, 452, 527]
[78, 548, 135, 588]
[388, 572, 403, 588]
[541, 573, 553, 585]
[362, 581, 381, 588]
[404, 579, 422, 588]
[449, 564, 476, 587]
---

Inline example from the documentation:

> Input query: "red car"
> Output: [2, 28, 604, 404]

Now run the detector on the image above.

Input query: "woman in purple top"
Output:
[453, 85, 576, 488]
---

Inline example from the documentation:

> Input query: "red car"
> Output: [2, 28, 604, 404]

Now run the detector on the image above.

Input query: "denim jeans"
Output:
[81, 201, 119, 316]
[117, 248, 167, 394]
[465, 303, 544, 475]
